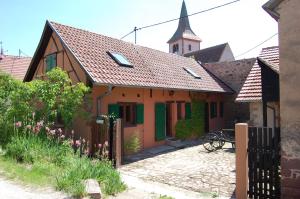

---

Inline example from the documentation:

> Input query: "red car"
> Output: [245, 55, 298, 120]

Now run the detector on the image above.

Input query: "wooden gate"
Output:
[248, 127, 281, 199]
[91, 116, 115, 161]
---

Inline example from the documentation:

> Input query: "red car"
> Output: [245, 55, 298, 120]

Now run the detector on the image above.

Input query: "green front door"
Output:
[155, 103, 166, 141]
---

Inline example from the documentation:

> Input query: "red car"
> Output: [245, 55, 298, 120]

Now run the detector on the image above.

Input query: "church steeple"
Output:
[168, 0, 201, 55]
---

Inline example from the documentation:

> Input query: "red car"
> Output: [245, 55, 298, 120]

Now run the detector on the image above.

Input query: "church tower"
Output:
[167, 0, 201, 55]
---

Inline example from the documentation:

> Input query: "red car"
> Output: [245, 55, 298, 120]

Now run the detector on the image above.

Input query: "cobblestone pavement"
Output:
[119, 140, 236, 198]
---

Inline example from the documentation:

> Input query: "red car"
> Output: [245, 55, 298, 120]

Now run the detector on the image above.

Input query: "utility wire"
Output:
[235, 33, 278, 58]
[19, 49, 30, 57]
[120, 0, 241, 40]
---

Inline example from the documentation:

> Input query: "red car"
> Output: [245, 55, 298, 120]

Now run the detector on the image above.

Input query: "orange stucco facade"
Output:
[32, 31, 226, 150]
[93, 86, 225, 149]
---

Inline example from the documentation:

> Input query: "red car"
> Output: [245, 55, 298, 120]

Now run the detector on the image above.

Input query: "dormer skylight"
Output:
[183, 67, 201, 79]
[107, 51, 132, 67]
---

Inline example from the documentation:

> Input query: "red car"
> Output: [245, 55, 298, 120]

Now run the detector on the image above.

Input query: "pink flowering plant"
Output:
[95, 140, 109, 160]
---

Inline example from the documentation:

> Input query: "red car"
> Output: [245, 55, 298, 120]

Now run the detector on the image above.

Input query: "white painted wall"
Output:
[169, 39, 200, 55]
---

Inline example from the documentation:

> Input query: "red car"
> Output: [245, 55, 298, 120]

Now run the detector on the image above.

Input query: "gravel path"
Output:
[0, 177, 70, 199]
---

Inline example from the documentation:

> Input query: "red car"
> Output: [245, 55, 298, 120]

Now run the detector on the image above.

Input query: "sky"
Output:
[0, 0, 278, 59]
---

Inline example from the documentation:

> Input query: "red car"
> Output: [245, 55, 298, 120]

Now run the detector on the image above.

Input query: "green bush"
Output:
[5, 136, 35, 163]
[124, 133, 141, 155]
[0, 68, 90, 146]
[175, 101, 205, 139]
[175, 119, 193, 139]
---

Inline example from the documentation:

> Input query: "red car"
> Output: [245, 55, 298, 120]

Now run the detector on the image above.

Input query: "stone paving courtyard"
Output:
[119, 140, 236, 198]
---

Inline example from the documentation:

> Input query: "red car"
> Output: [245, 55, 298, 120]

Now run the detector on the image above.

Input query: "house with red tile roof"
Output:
[236, 46, 279, 129]
[203, 58, 256, 128]
[0, 53, 31, 80]
[24, 20, 233, 151]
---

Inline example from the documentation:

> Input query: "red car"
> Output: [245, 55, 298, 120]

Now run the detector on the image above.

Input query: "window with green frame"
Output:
[210, 102, 217, 119]
[46, 53, 57, 72]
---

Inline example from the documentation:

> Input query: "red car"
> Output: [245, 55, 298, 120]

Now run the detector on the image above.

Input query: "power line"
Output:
[18, 49, 30, 57]
[235, 33, 278, 58]
[120, 0, 241, 41]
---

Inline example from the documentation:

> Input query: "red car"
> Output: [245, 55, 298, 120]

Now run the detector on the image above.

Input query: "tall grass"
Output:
[3, 130, 126, 197]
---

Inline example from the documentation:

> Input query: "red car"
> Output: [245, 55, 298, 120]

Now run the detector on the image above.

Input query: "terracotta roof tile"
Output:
[236, 46, 279, 102]
[49, 21, 231, 92]
[204, 58, 256, 93]
[0, 55, 31, 80]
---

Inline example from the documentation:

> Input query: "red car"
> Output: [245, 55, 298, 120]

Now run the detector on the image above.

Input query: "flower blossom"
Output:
[75, 140, 81, 147]
[49, 130, 56, 136]
[15, 121, 22, 128]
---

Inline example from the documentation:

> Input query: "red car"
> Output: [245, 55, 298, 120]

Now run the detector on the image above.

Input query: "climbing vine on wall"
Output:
[175, 101, 205, 139]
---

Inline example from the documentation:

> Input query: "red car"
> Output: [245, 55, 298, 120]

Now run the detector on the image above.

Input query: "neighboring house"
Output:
[185, 43, 235, 64]
[236, 46, 279, 129]
[24, 21, 232, 151]
[0, 53, 31, 80]
[204, 58, 256, 128]
[264, 0, 300, 198]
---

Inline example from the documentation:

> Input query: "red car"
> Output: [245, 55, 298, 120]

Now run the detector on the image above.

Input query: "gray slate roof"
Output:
[184, 43, 229, 63]
[167, 1, 201, 43]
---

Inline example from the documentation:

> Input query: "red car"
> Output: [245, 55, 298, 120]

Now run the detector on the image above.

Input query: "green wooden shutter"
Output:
[185, 102, 192, 119]
[136, 104, 144, 124]
[155, 103, 166, 141]
[108, 104, 120, 118]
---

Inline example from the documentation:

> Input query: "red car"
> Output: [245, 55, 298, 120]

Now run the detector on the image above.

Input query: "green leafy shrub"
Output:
[124, 133, 141, 155]
[5, 136, 35, 163]
[175, 119, 193, 139]
[175, 101, 205, 139]
[0, 68, 90, 146]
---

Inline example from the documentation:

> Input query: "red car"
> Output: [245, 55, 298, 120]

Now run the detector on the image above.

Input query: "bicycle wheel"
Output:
[217, 131, 226, 148]
[203, 133, 219, 152]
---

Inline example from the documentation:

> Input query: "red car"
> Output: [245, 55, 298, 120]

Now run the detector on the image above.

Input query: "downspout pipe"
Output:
[96, 85, 113, 117]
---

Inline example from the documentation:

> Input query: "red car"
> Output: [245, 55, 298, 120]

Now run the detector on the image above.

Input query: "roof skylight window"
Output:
[107, 51, 132, 67]
[183, 67, 201, 79]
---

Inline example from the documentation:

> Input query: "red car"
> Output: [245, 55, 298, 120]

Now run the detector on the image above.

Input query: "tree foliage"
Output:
[0, 68, 90, 144]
